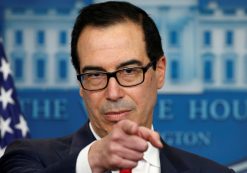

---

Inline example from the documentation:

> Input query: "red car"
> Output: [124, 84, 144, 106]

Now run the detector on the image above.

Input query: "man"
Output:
[0, 1, 235, 173]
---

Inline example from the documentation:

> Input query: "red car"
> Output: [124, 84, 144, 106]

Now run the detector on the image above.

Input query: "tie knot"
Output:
[120, 168, 132, 173]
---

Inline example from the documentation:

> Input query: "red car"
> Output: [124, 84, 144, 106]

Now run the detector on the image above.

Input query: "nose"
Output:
[105, 77, 124, 101]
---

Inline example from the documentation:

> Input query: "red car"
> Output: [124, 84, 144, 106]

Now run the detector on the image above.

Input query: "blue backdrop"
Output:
[0, 0, 246, 171]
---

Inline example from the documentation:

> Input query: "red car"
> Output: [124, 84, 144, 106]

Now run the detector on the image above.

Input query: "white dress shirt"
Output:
[76, 123, 161, 173]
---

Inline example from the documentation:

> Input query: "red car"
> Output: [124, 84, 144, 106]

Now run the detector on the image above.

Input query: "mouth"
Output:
[104, 110, 131, 122]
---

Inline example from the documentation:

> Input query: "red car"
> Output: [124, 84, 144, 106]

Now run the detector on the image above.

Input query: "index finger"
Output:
[118, 119, 139, 135]
[137, 127, 163, 148]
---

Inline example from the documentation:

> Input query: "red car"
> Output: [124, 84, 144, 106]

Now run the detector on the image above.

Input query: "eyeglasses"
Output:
[77, 60, 155, 91]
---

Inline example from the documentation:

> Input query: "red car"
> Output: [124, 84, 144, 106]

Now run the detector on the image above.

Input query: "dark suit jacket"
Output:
[0, 122, 235, 173]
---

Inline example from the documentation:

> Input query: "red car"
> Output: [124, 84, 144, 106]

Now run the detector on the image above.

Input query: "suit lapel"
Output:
[160, 146, 178, 173]
[159, 139, 199, 173]
[69, 121, 96, 154]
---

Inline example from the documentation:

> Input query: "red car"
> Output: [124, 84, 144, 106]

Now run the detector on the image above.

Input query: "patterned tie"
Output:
[120, 169, 132, 173]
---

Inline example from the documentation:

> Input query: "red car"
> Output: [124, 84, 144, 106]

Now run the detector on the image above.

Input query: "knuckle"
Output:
[133, 152, 144, 161]
[111, 130, 121, 141]
[138, 153, 144, 160]
[108, 142, 117, 153]
[142, 141, 148, 150]
[133, 161, 138, 167]
[130, 161, 138, 168]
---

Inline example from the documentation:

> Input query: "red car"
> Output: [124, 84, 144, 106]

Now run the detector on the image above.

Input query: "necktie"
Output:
[120, 169, 132, 173]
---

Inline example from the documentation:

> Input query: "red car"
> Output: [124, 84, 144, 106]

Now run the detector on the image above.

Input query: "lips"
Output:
[104, 110, 131, 122]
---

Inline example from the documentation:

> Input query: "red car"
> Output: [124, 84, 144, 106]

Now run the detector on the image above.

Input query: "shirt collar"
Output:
[144, 141, 160, 167]
[89, 123, 160, 167]
[89, 123, 101, 140]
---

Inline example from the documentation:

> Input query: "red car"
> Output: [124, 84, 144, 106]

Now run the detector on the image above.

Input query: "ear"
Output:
[155, 56, 166, 89]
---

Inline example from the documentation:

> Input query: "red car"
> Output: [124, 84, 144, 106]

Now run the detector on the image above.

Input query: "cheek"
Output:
[132, 76, 157, 110]
[82, 92, 101, 115]
[141, 76, 157, 107]
[128, 83, 156, 127]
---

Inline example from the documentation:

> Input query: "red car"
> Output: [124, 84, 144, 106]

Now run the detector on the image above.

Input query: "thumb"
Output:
[137, 127, 163, 148]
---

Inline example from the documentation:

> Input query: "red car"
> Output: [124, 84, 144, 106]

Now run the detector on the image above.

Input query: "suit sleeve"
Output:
[0, 140, 78, 173]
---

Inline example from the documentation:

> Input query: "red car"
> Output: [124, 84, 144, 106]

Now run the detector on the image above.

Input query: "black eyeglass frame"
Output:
[77, 60, 156, 91]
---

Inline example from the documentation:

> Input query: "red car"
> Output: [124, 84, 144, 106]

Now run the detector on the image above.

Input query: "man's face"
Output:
[77, 21, 166, 137]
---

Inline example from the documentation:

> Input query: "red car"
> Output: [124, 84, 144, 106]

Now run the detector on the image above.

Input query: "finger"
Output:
[118, 119, 138, 135]
[115, 145, 144, 162]
[120, 134, 148, 152]
[112, 155, 138, 170]
[137, 127, 163, 148]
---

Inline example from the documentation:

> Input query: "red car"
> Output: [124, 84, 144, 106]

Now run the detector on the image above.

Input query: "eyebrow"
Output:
[81, 59, 143, 73]
[82, 66, 105, 73]
[116, 59, 143, 69]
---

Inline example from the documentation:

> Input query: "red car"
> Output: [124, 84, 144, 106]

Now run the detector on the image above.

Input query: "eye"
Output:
[122, 68, 140, 75]
[84, 72, 105, 79]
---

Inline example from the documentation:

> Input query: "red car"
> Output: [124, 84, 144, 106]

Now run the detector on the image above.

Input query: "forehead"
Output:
[77, 21, 149, 71]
